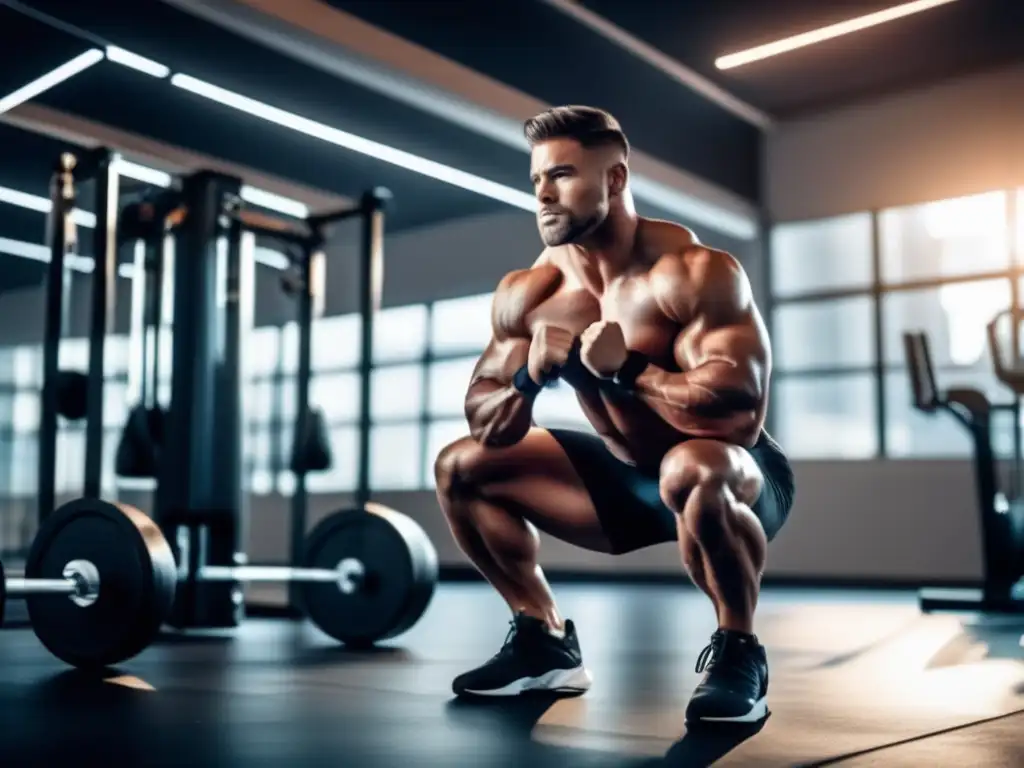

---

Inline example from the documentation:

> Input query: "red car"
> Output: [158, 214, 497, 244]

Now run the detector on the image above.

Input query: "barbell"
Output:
[0, 498, 439, 669]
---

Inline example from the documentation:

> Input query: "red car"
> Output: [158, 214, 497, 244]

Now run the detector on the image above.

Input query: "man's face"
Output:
[529, 138, 614, 247]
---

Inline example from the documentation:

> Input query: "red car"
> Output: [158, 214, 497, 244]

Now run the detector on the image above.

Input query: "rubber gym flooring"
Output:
[1, 583, 1022, 767]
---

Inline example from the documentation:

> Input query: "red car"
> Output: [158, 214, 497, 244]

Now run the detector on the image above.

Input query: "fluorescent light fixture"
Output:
[0, 235, 137, 278]
[241, 185, 308, 219]
[0, 183, 96, 227]
[0, 236, 50, 262]
[116, 159, 173, 188]
[105, 46, 171, 79]
[716, 0, 960, 70]
[0, 235, 94, 273]
[170, 73, 538, 212]
[0, 49, 105, 115]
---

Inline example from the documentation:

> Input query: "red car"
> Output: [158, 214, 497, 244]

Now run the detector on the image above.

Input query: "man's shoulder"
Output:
[495, 257, 563, 298]
[650, 241, 741, 285]
[492, 257, 564, 337]
[646, 232, 749, 320]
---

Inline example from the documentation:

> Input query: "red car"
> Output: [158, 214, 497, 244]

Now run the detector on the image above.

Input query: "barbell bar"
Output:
[196, 562, 366, 593]
[5, 560, 101, 606]
[4, 561, 364, 601]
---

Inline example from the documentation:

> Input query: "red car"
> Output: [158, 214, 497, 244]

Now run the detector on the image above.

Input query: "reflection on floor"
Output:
[0, 583, 1022, 767]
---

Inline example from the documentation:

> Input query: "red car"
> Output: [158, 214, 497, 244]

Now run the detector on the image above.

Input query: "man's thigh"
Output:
[438, 427, 616, 553]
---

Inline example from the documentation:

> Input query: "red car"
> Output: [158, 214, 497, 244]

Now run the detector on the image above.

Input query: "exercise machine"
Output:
[0, 150, 438, 667]
[903, 324, 1024, 614]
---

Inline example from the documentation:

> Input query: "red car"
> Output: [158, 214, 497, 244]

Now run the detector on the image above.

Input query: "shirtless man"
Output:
[434, 106, 794, 724]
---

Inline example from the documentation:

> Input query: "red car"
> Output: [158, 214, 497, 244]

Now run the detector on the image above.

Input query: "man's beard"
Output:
[539, 212, 600, 247]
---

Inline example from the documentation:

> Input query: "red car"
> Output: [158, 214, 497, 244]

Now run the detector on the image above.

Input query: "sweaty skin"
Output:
[465, 219, 771, 469]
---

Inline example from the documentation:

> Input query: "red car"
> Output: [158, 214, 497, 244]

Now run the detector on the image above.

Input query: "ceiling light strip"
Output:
[716, 0, 961, 70]
[0, 49, 105, 115]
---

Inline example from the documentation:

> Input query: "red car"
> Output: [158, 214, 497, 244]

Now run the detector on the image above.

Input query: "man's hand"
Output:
[580, 320, 628, 378]
[527, 324, 576, 384]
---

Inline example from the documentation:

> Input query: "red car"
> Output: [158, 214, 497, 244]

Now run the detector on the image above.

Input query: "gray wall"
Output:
[766, 63, 1024, 222]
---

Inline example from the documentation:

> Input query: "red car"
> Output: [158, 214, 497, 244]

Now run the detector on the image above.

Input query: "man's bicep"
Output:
[667, 250, 762, 363]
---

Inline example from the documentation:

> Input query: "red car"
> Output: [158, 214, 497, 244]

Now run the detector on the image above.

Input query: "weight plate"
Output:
[25, 498, 177, 668]
[301, 505, 438, 646]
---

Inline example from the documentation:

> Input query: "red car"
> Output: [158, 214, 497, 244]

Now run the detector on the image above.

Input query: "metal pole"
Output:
[355, 189, 389, 510]
[39, 153, 77, 523]
[83, 150, 120, 499]
[870, 210, 886, 458]
[290, 243, 313, 569]
[288, 239, 322, 612]
[1007, 191, 1021, 494]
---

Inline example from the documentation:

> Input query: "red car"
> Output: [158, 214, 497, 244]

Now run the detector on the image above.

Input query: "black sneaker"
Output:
[452, 613, 592, 697]
[685, 629, 769, 724]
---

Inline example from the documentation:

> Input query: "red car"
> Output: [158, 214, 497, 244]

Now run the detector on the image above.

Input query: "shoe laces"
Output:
[695, 629, 727, 674]
[494, 614, 535, 658]
[695, 631, 762, 688]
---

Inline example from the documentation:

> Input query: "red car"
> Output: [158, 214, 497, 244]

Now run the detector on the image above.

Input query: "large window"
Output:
[768, 213, 878, 459]
[770, 188, 1022, 460]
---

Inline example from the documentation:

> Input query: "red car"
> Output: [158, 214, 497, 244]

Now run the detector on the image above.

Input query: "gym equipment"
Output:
[1, 498, 436, 665]
[1, 499, 178, 668]
[39, 149, 121, 515]
[54, 370, 90, 420]
[31, 153, 437, 657]
[115, 201, 170, 479]
[904, 329, 1024, 614]
[290, 405, 333, 473]
[115, 404, 165, 478]
[174, 504, 437, 646]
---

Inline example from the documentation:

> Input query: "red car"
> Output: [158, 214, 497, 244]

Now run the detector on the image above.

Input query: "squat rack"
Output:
[40, 148, 390, 619]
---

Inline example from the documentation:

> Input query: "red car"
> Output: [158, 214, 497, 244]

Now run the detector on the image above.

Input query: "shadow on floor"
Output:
[444, 695, 765, 767]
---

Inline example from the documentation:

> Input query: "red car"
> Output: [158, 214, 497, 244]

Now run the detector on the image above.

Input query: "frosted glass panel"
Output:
[770, 214, 872, 298]
[773, 297, 875, 371]
[879, 191, 1009, 284]
[771, 375, 877, 459]
[430, 293, 494, 355]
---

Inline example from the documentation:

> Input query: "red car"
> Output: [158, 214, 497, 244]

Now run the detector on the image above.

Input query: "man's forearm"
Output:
[627, 359, 761, 434]
[465, 379, 536, 448]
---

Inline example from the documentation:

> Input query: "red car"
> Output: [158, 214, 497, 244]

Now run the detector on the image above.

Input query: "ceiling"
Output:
[0, 0, 1018, 296]
[579, 0, 1023, 117]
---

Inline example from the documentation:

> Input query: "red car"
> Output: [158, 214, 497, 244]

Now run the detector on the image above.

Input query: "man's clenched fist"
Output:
[580, 320, 628, 378]
[527, 324, 576, 385]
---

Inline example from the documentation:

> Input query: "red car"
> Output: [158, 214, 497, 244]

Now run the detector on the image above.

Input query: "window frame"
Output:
[767, 186, 1023, 460]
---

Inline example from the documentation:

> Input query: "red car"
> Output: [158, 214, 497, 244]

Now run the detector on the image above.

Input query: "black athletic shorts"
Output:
[547, 428, 795, 555]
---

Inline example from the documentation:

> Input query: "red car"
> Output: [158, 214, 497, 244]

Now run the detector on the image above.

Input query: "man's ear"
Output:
[608, 162, 628, 197]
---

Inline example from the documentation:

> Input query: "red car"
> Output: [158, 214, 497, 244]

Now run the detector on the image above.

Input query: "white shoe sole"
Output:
[689, 696, 769, 724]
[462, 665, 593, 697]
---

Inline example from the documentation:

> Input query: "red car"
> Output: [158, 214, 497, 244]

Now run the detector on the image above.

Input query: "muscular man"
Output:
[434, 106, 794, 724]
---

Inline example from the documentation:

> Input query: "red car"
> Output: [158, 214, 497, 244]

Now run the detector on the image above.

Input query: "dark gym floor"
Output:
[1, 583, 1022, 767]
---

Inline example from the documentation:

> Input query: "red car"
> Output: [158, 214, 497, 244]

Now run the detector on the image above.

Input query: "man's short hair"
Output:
[523, 105, 629, 158]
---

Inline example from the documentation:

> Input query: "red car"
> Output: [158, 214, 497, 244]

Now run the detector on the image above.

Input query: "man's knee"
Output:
[434, 436, 484, 500]
[659, 440, 760, 545]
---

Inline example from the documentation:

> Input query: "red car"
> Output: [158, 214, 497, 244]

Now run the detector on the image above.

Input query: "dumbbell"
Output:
[0, 498, 438, 669]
